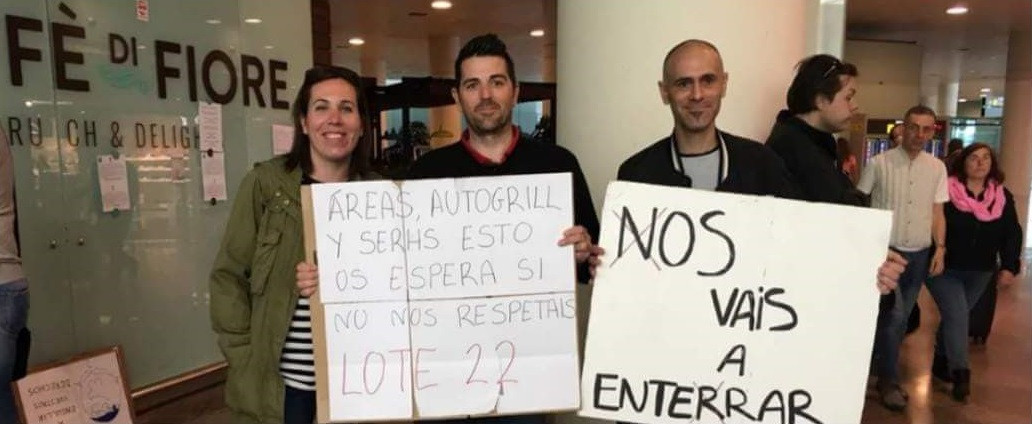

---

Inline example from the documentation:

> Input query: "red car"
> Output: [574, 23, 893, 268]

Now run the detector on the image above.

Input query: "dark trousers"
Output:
[969, 272, 999, 343]
[874, 248, 931, 383]
[284, 385, 316, 424]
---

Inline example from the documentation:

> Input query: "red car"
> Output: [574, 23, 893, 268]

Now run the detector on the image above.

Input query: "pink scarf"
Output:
[948, 176, 1005, 221]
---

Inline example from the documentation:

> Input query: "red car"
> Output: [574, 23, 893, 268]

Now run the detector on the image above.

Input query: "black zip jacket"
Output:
[766, 110, 866, 206]
[407, 133, 600, 283]
[617, 129, 800, 199]
[944, 186, 1023, 274]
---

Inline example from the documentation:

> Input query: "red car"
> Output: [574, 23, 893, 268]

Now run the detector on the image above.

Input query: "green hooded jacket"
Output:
[209, 156, 306, 423]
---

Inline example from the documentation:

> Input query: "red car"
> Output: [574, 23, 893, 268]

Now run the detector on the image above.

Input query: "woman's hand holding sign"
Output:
[296, 261, 319, 297]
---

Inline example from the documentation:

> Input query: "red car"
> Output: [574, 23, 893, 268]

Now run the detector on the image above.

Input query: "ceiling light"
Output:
[348, 37, 365, 46]
[205, 19, 221, 25]
[530, 29, 545, 37]
[431, 1, 452, 10]
[946, 5, 968, 15]
[980, 88, 990, 93]
[264, 45, 274, 50]
[958, 98, 968, 102]
[244, 18, 262, 24]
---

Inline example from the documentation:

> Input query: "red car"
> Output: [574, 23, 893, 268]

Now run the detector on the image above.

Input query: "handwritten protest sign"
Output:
[14, 346, 135, 424]
[305, 173, 580, 422]
[579, 181, 891, 424]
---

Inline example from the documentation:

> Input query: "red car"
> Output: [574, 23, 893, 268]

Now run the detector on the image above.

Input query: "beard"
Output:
[675, 111, 715, 133]
[670, 99, 720, 134]
[464, 100, 512, 136]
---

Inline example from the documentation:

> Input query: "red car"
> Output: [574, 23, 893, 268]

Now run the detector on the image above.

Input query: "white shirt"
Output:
[678, 147, 721, 191]
[858, 147, 948, 251]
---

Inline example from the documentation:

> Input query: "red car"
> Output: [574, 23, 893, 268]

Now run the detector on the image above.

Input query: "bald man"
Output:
[608, 39, 902, 292]
[617, 39, 798, 196]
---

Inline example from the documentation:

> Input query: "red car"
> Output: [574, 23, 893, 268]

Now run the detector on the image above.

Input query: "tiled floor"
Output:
[170, 268, 1032, 424]
[859, 269, 1032, 424]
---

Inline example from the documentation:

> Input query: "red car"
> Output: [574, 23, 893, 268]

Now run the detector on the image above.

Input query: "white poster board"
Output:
[13, 347, 135, 424]
[308, 173, 580, 422]
[579, 181, 891, 424]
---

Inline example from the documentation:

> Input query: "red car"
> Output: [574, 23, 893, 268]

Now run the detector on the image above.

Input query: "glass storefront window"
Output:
[2, 0, 311, 387]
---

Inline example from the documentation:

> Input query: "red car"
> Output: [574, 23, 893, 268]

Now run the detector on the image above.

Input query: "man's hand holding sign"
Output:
[302, 173, 582, 423]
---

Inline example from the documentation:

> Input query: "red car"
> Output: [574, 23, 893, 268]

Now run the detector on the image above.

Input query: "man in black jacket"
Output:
[407, 34, 599, 273]
[618, 39, 798, 197]
[611, 41, 901, 290]
[765, 54, 866, 206]
[407, 36, 597, 424]
[604, 40, 904, 424]
[767, 54, 911, 411]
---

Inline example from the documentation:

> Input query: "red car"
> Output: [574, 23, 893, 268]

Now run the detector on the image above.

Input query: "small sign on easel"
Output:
[12, 346, 136, 424]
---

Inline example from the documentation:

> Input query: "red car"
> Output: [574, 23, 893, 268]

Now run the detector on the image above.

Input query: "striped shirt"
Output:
[280, 297, 316, 391]
[281, 172, 319, 391]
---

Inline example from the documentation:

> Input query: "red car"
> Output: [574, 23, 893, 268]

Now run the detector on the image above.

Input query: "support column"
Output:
[310, 0, 331, 66]
[921, 74, 941, 113]
[542, 0, 557, 118]
[428, 36, 462, 148]
[939, 81, 960, 117]
[557, 0, 826, 210]
[938, 50, 962, 116]
[999, 30, 1032, 248]
[806, 0, 845, 56]
[920, 45, 942, 112]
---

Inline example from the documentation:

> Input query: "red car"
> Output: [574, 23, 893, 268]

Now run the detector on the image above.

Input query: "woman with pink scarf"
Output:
[928, 142, 1023, 403]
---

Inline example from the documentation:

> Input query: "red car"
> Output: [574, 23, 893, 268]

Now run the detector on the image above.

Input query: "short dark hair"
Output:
[662, 39, 723, 79]
[786, 54, 858, 114]
[947, 138, 964, 154]
[454, 33, 516, 86]
[890, 124, 904, 137]
[950, 142, 1005, 183]
[285, 66, 372, 179]
[904, 104, 937, 122]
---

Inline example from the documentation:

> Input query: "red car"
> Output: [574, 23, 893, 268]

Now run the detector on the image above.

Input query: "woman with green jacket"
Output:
[210, 66, 375, 424]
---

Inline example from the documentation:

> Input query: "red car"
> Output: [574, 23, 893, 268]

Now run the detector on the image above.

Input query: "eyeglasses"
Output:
[821, 60, 842, 79]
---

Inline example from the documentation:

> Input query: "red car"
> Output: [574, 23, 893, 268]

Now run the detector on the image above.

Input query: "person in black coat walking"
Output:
[927, 143, 1023, 403]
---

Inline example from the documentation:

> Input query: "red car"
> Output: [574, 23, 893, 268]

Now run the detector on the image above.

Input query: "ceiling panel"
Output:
[325, 0, 1028, 102]
[847, 0, 1029, 102]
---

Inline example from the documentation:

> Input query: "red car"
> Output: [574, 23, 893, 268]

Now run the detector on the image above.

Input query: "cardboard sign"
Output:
[579, 182, 892, 424]
[13, 346, 135, 424]
[303, 173, 580, 422]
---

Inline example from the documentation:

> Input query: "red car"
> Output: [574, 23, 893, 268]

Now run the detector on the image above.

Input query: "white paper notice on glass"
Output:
[198, 102, 223, 151]
[272, 124, 295, 155]
[97, 155, 130, 212]
[136, 0, 149, 21]
[201, 151, 228, 201]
